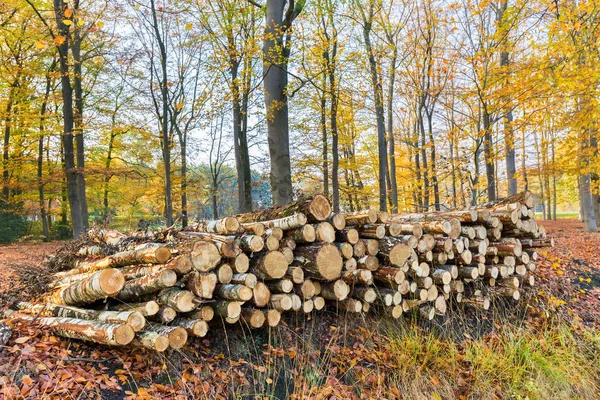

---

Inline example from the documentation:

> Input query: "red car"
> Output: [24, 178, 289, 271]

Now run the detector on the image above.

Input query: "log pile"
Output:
[3, 192, 553, 351]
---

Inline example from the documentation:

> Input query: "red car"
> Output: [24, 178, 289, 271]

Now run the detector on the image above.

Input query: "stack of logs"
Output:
[3, 192, 552, 351]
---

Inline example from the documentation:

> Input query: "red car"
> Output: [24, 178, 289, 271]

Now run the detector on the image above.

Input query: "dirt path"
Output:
[0, 241, 61, 307]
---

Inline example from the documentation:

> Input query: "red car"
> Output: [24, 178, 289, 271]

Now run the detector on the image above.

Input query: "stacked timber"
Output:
[3, 192, 552, 350]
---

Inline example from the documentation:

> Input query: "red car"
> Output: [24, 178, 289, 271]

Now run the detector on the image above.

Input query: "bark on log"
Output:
[341, 209, 378, 225]
[335, 228, 359, 244]
[48, 269, 125, 306]
[231, 273, 258, 289]
[147, 322, 188, 349]
[241, 308, 266, 328]
[327, 213, 346, 230]
[116, 270, 177, 302]
[266, 279, 294, 294]
[112, 301, 159, 316]
[171, 318, 209, 337]
[133, 330, 169, 352]
[157, 288, 196, 312]
[11, 314, 134, 346]
[320, 280, 349, 301]
[211, 300, 242, 319]
[284, 225, 316, 243]
[55, 246, 171, 279]
[285, 266, 305, 284]
[17, 302, 146, 332]
[358, 224, 385, 239]
[151, 306, 177, 324]
[269, 294, 293, 311]
[239, 222, 266, 236]
[195, 217, 240, 234]
[236, 194, 331, 223]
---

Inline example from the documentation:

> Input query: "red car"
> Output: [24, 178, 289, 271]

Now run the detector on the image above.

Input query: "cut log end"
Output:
[309, 194, 333, 221]
[99, 269, 126, 296]
[115, 324, 136, 345]
[315, 244, 343, 280]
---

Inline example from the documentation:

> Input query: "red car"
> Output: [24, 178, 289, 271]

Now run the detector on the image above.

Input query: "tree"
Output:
[258, 0, 305, 205]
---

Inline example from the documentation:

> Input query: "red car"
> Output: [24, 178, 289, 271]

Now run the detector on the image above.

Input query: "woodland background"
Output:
[0, 0, 598, 241]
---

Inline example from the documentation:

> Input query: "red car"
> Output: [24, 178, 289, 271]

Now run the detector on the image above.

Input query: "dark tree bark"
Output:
[323, 19, 339, 212]
[226, 11, 253, 213]
[72, 15, 89, 230]
[360, 2, 387, 211]
[482, 107, 496, 201]
[262, 0, 303, 205]
[52, 0, 84, 237]
[320, 73, 329, 199]
[497, 0, 517, 196]
[386, 42, 398, 212]
[150, 0, 173, 226]
[38, 61, 55, 241]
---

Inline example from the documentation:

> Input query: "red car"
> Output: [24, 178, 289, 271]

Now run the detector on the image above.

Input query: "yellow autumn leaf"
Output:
[175, 103, 184, 110]
[64, 8, 72, 18]
[54, 36, 66, 45]
[185, 23, 192, 31]
[34, 40, 47, 49]
[432, 394, 442, 400]
[62, 19, 73, 25]
[97, 20, 104, 28]
[77, 19, 84, 26]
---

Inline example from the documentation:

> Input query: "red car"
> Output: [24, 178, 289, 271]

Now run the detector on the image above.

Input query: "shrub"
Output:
[0, 199, 28, 243]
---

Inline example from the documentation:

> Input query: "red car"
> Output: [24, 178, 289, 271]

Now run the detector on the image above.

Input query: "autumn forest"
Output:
[1, 0, 599, 240]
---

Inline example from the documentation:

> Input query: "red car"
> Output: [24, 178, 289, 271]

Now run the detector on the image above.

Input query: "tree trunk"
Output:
[387, 46, 398, 213]
[231, 51, 253, 213]
[263, 0, 299, 205]
[363, 15, 388, 211]
[150, 0, 172, 227]
[72, 25, 89, 230]
[53, 0, 83, 237]
[320, 73, 329, 199]
[482, 107, 496, 201]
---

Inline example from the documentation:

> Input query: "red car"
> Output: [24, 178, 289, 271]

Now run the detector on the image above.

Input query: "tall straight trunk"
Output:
[325, 40, 340, 213]
[521, 128, 528, 191]
[534, 131, 546, 219]
[263, 0, 300, 205]
[2, 83, 17, 200]
[104, 130, 116, 216]
[591, 130, 599, 222]
[362, 15, 387, 211]
[38, 62, 54, 241]
[387, 47, 398, 213]
[497, 0, 517, 196]
[418, 108, 429, 210]
[72, 24, 88, 230]
[579, 126, 597, 232]
[320, 74, 328, 199]
[150, 0, 172, 226]
[54, 0, 83, 237]
[551, 134, 557, 220]
[230, 50, 252, 214]
[449, 131, 457, 209]
[427, 111, 440, 210]
[413, 122, 422, 211]
[482, 107, 496, 201]
[212, 178, 219, 220]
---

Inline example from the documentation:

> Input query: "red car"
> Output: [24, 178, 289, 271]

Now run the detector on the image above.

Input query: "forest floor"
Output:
[0, 219, 599, 399]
